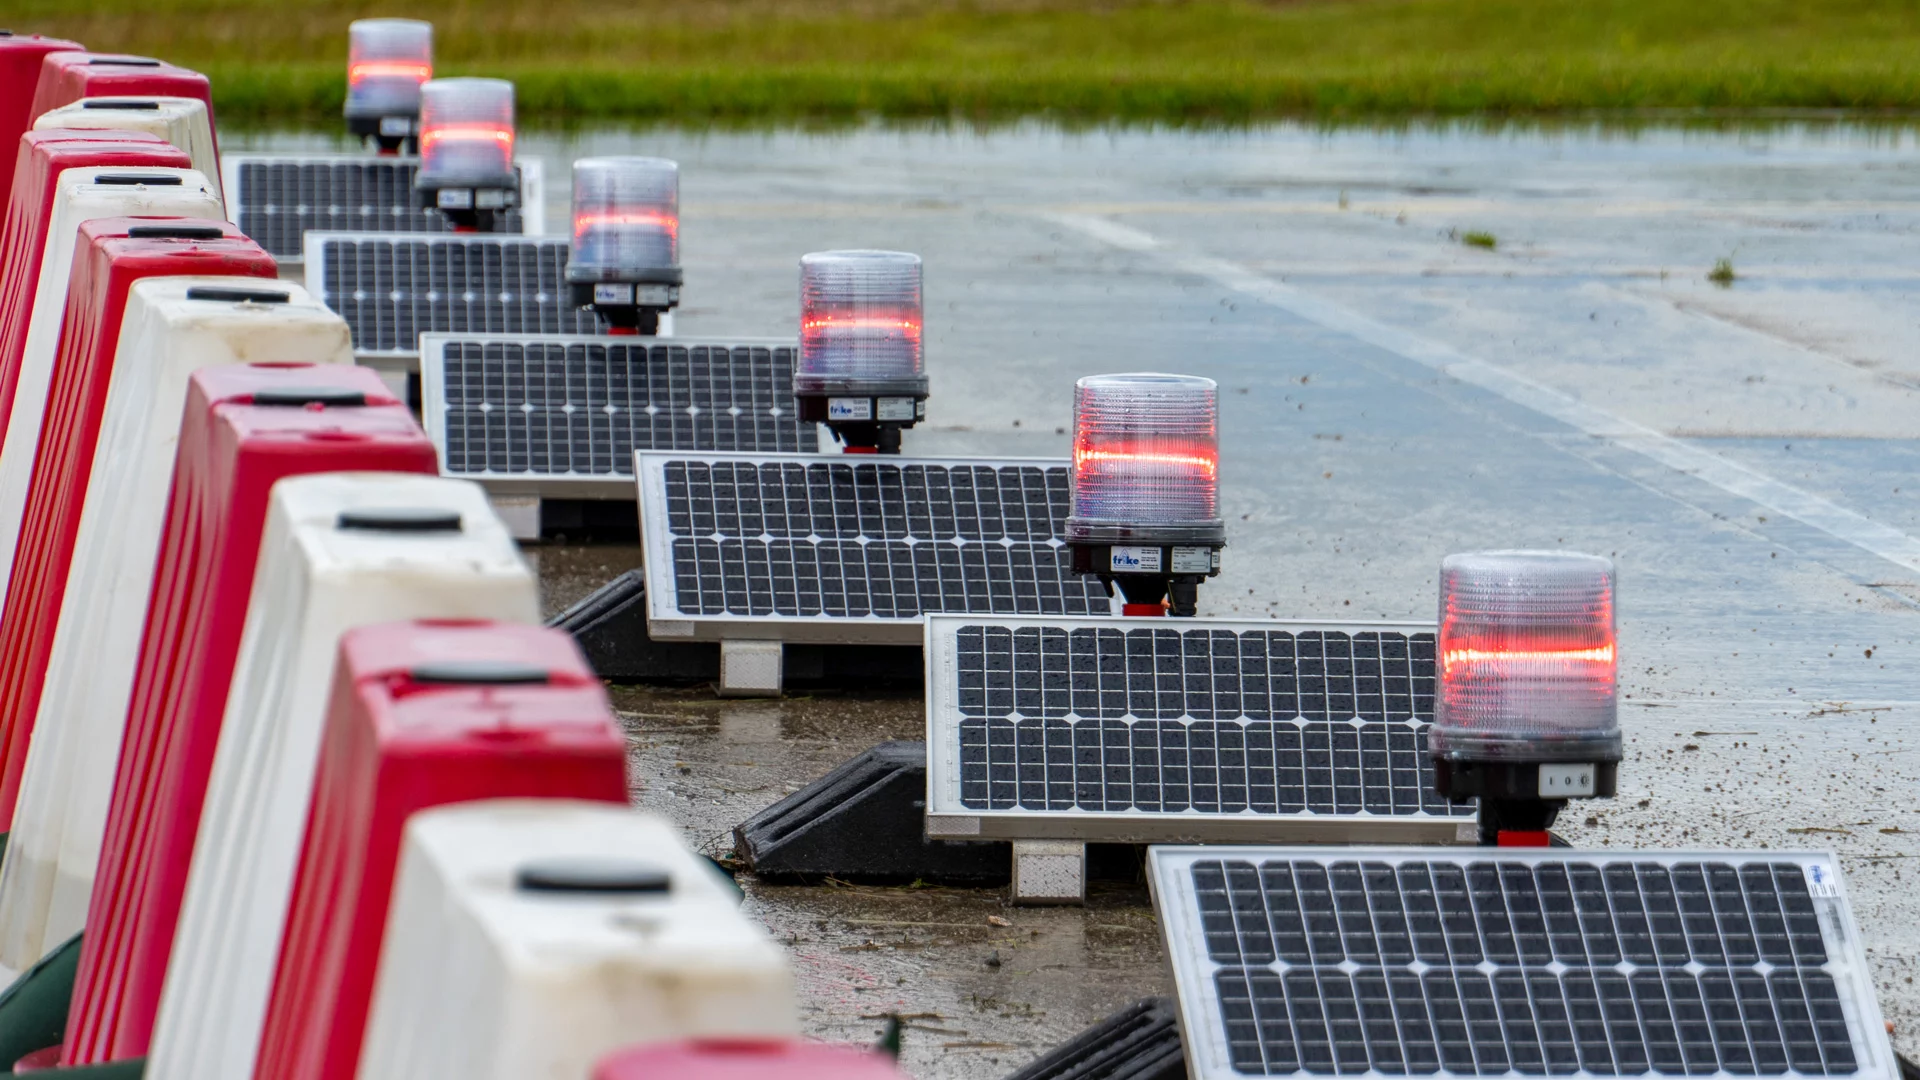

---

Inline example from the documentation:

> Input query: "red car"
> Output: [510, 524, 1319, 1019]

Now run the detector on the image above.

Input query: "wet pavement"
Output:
[242, 120, 1920, 1075]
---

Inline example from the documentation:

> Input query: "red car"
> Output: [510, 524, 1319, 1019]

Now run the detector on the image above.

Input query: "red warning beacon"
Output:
[1429, 550, 1621, 845]
[412, 77, 515, 232]
[567, 156, 681, 335]
[795, 250, 926, 454]
[344, 19, 431, 153]
[1065, 373, 1223, 617]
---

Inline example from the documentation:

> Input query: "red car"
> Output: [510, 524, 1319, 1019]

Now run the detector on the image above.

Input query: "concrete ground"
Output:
[248, 120, 1920, 1077]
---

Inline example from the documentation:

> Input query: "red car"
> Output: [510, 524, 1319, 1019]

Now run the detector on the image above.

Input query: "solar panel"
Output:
[420, 333, 818, 498]
[1148, 846, 1898, 1080]
[636, 452, 1114, 645]
[924, 616, 1474, 844]
[303, 230, 598, 359]
[222, 154, 545, 263]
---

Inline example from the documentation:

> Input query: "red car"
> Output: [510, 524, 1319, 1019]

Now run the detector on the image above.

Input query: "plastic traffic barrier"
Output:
[253, 623, 629, 1080]
[145, 475, 537, 1080]
[358, 800, 797, 1080]
[0, 36, 83, 212]
[593, 1040, 908, 1080]
[0, 167, 222, 637]
[26, 53, 216, 164]
[0, 217, 263, 842]
[33, 99, 221, 205]
[0, 134, 188, 445]
[61, 366, 433, 1066]
[0, 272, 344, 982]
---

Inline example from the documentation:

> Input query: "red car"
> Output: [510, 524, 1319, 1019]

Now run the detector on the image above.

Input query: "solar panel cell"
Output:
[306, 231, 597, 357]
[421, 335, 815, 495]
[1152, 848, 1893, 1080]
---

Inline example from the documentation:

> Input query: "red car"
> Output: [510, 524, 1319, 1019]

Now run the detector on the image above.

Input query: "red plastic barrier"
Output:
[0, 132, 186, 439]
[594, 1041, 910, 1080]
[0, 35, 83, 209]
[0, 220, 273, 833]
[253, 622, 630, 1080]
[61, 365, 437, 1066]
[26, 52, 216, 161]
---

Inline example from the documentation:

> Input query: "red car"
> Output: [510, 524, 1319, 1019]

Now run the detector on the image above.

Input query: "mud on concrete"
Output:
[531, 548, 1920, 1076]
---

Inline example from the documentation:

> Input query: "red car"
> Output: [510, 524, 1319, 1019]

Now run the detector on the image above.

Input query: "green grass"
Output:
[1709, 257, 1738, 286]
[21, 0, 1920, 124]
[1458, 230, 1499, 250]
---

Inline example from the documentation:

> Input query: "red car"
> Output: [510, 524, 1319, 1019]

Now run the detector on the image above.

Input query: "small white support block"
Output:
[1011, 839, 1085, 905]
[488, 495, 541, 542]
[718, 640, 783, 698]
[925, 815, 981, 838]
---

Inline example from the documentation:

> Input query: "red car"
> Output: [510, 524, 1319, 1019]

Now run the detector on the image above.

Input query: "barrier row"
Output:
[0, 37, 902, 1079]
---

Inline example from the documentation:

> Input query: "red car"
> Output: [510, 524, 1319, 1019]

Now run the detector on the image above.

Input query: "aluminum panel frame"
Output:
[636, 451, 1114, 646]
[1148, 845, 1898, 1080]
[421, 333, 815, 499]
[221, 153, 544, 262]
[924, 614, 1473, 845]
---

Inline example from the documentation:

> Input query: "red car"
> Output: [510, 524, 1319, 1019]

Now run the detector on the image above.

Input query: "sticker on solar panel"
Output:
[925, 617, 1474, 842]
[222, 155, 544, 261]
[637, 453, 1113, 644]
[421, 335, 817, 493]
[304, 232, 599, 357]
[1149, 847, 1897, 1080]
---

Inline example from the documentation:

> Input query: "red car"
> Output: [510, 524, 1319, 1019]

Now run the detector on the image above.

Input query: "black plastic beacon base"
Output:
[1432, 758, 1619, 801]
[550, 570, 923, 689]
[1002, 997, 1188, 1080]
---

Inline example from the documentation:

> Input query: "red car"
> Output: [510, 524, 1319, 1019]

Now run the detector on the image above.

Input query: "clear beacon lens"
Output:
[346, 19, 432, 118]
[1067, 373, 1222, 543]
[570, 157, 679, 275]
[1432, 550, 1620, 762]
[417, 77, 515, 186]
[798, 250, 924, 394]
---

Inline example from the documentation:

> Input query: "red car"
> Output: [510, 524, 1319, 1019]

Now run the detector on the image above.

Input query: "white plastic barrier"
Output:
[145, 474, 539, 1080]
[358, 800, 798, 1080]
[0, 165, 219, 610]
[0, 279, 352, 973]
[33, 98, 223, 205]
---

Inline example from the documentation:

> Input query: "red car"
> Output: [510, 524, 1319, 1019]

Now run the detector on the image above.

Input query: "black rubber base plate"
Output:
[737, 740, 1008, 883]
[735, 741, 1148, 886]
[550, 570, 923, 689]
[1002, 997, 1187, 1080]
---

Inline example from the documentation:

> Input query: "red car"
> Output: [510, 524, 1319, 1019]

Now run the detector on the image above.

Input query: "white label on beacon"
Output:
[1109, 546, 1163, 574]
[1537, 763, 1595, 797]
[1170, 546, 1213, 573]
[827, 398, 871, 421]
[876, 397, 916, 422]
